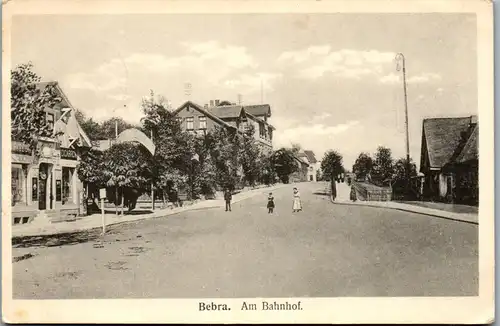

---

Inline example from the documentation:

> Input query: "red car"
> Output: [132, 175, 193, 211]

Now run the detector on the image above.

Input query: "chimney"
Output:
[215, 99, 220, 106]
[470, 115, 478, 126]
[209, 100, 214, 107]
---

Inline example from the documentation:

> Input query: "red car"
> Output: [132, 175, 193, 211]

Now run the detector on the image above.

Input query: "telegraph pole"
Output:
[395, 53, 411, 196]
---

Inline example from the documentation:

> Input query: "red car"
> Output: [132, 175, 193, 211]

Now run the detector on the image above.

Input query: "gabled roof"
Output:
[303, 150, 317, 163]
[208, 105, 244, 119]
[243, 104, 271, 117]
[173, 101, 236, 130]
[455, 124, 478, 163]
[35, 81, 73, 109]
[422, 116, 474, 168]
[245, 111, 276, 130]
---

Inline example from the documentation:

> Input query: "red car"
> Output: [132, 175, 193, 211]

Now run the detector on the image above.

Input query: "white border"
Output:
[2, 0, 494, 324]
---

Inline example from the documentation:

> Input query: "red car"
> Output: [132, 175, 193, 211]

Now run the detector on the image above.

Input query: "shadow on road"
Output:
[12, 228, 103, 249]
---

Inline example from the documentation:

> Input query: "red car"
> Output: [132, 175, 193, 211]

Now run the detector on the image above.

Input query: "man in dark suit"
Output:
[224, 188, 232, 212]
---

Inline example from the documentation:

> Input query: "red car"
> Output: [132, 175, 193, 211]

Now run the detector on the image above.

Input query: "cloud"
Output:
[278, 47, 396, 80]
[222, 72, 282, 93]
[407, 72, 442, 84]
[66, 41, 258, 93]
[107, 93, 132, 101]
[379, 72, 442, 84]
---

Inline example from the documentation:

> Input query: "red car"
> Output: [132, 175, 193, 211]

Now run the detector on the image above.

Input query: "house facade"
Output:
[173, 100, 275, 155]
[11, 82, 92, 224]
[289, 155, 310, 183]
[297, 150, 319, 181]
[419, 115, 478, 205]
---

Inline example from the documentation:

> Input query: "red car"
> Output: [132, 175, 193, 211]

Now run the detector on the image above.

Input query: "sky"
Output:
[11, 13, 477, 168]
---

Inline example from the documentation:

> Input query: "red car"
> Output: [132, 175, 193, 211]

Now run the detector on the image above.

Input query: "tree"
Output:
[100, 117, 137, 139]
[217, 100, 233, 106]
[371, 146, 394, 185]
[320, 150, 344, 181]
[11, 62, 62, 149]
[74, 109, 104, 141]
[352, 152, 373, 181]
[392, 157, 417, 181]
[102, 142, 153, 211]
[239, 124, 261, 186]
[77, 148, 106, 188]
[140, 90, 194, 197]
[291, 143, 302, 155]
[207, 126, 242, 191]
[272, 148, 298, 184]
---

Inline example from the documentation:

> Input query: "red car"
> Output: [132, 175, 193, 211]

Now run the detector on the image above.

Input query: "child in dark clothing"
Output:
[267, 193, 275, 214]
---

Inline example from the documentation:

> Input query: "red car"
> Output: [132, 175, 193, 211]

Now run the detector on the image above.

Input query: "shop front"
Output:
[11, 140, 83, 224]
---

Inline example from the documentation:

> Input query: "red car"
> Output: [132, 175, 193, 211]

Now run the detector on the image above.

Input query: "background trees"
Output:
[271, 148, 298, 184]
[352, 153, 374, 181]
[11, 62, 62, 149]
[371, 146, 394, 185]
[320, 150, 344, 181]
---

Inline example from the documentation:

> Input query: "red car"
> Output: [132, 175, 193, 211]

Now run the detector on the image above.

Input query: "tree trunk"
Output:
[120, 187, 125, 216]
[115, 186, 119, 215]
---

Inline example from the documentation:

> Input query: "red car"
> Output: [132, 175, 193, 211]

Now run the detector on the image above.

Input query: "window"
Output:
[62, 167, 74, 204]
[46, 113, 55, 131]
[199, 116, 207, 129]
[186, 117, 194, 130]
[11, 167, 23, 205]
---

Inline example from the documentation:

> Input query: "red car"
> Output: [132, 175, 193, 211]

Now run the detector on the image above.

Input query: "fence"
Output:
[352, 181, 392, 202]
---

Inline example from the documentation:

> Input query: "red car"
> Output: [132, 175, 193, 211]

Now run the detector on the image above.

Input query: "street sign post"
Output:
[99, 188, 106, 234]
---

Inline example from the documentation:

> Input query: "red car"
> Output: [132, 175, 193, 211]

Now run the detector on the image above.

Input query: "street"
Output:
[13, 182, 478, 298]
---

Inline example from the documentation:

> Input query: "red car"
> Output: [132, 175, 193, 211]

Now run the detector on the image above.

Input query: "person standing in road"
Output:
[267, 192, 275, 214]
[224, 188, 232, 212]
[292, 187, 302, 213]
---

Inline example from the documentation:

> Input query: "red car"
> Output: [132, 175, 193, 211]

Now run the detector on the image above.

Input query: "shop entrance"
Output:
[38, 163, 49, 210]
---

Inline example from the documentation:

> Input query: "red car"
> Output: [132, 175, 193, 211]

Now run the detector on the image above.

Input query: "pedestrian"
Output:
[267, 192, 275, 214]
[292, 187, 302, 213]
[224, 188, 232, 212]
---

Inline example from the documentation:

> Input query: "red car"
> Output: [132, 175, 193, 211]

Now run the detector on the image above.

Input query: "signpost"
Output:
[99, 188, 106, 234]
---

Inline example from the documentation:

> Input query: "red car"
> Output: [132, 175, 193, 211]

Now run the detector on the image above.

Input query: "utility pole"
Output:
[395, 53, 411, 197]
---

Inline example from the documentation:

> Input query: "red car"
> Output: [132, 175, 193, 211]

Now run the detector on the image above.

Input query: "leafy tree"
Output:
[140, 90, 196, 197]
[352, 152, 374, 181]
[239, 124, 261, 186]
[371, 146, 394, 185]
[291, 143, 302, 155]
[74, 109, 104, 141]
[11, 62, 62, 149]
[217, 100, 233, 106]
[207, 126, 241, 190]
[100, 117, 138, 139]
[77, 148, 106, 187]
[258, 151, 277, 185]
[272, 148, 298, 184]
[392, 157, 417, 181]
[320, 150, 344, 181]
[102, 142, 153, 210]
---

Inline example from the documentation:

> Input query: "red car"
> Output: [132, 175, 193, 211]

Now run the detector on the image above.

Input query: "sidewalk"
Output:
[11, 183, 287, 239]
[322, 182, 478, 225]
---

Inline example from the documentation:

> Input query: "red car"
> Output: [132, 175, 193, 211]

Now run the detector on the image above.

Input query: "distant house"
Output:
[173, 100, 275, 155]
[419, 115, 478, 205]
[298, 150, 319, 182]
[290, 154, 310, 183]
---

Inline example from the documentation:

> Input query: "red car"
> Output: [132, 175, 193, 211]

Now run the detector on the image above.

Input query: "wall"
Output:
[176, 105, 219, 132]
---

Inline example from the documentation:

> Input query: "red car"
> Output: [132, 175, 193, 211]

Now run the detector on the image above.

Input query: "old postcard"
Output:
[2, 0, 494, 324]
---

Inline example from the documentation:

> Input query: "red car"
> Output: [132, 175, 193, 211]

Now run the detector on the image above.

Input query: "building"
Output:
[289, 155, 310, 183]
[11, 82, 92, 224]
[173, 100, 275, 155]
[419, 115, 478, 204]
[297, 150, 319, 181]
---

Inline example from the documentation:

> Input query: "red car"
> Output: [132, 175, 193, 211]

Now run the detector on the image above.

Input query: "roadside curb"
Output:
[331, 201, 478, 225]
[12, 184, 289, 240]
